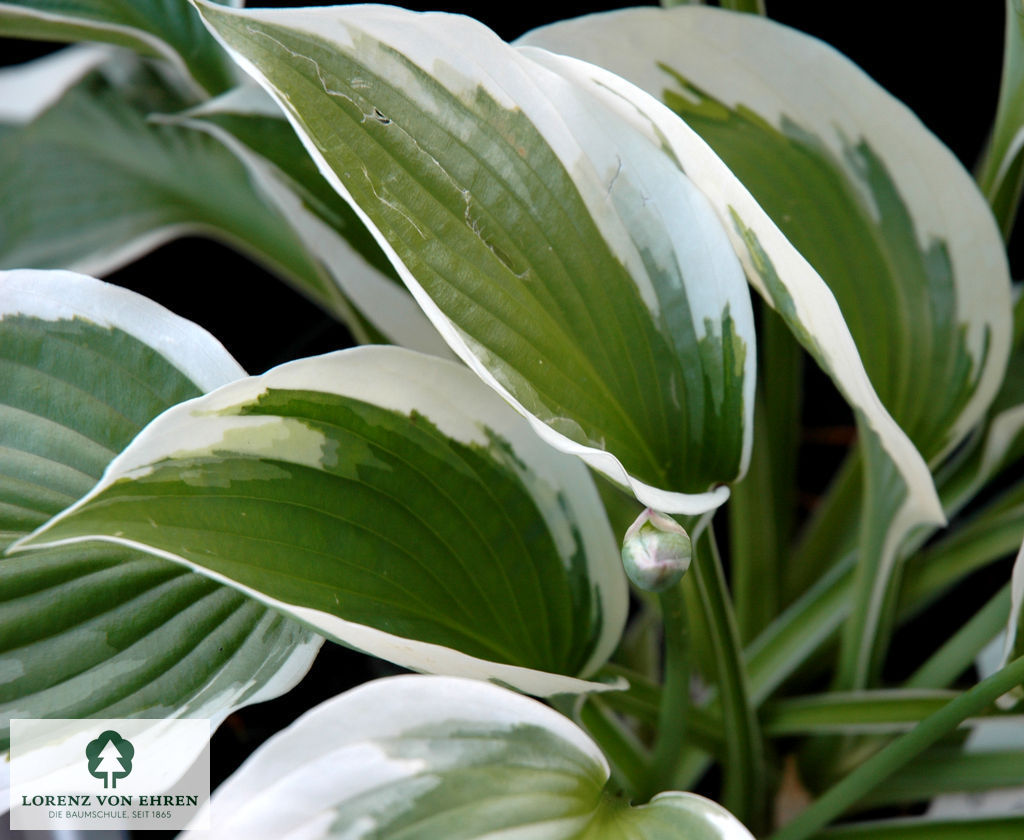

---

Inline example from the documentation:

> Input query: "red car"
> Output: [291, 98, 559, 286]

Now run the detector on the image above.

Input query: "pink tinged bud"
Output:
[621, 508, 692, 593]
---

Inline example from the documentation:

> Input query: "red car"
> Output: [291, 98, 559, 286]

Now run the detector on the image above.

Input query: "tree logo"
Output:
[85, 730, 134, 789]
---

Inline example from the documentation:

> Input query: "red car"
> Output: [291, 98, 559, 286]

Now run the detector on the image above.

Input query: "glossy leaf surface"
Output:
[0, 269, 320, 752]
[194, 0, 759, 515]
[199, 675, 755, 839]
[16, 346, 628, 696]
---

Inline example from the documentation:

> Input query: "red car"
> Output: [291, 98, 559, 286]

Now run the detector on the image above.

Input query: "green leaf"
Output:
[906, 584, 1013, 690]
[14, 346, 628, 696]
[688, 527, 766, 828]
[196, 674, 755, 839]
[940, 293, 1024, 516]
[768, 656, 1024, 840]
[522, 7, 1010, 463]
[0, 0, 240, 94]
[858, 744, 1024, 809]
[0, 269, 320, 752]
[520, 4, 1012, 688]
[1003, 538, 1024, 666]
[193, 1, 758, 515]
[817, 815, 1024, 839]
[0, 52, 356, 325]
[0, 42, 107, 125]
[977, 0, 1024, 237]
[762, 690, 976, 737]
[164, 84, 450, 356]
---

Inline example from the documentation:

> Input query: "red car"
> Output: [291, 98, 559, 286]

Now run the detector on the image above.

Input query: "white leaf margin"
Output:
[0, 0, 243, 96]
[512, 41, 944, 532]
[190, 0, 756, 517]
[0, 43, 110, 124]
[519, 5, 1012, 467]
[187, 674, 755, 840]
[0, 268, 245, 393]
[13, 346, 629, 697]
[0, 267, 322, 812]
[163, 85, 452, 358]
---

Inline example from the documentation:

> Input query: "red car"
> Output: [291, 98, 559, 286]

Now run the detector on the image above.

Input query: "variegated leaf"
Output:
[164, 84, 449, 356]
[0, 52, 360, 327]
[193, 0, 758, 516]
[196, 675, 755, 840]
[0, 42, 108, 124]
[520, 5, 1012, 687]
[0, 0, 240, 94]
[14, 346, 628, 696]
[0, 269, 321, 756]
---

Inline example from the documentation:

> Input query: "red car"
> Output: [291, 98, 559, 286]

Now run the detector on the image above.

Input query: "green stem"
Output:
[786, 449, 861, 604]
[731, 394, 783, 643]
[815, 814, 1024, 839]
[747, 553, 856, 704]
[579, 698, 650, 800]
[733, 305, 801, 641]
[646, 580, 690, 799]
[691, 527, 767, 830]
[769, 655, 1024, 840]
[900, 480, 1024, 619]
[597, 662, 723, 754]
[906, 584, 1013, 689]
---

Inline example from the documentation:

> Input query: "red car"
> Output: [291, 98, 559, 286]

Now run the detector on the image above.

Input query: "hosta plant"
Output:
[2, 1, 1024, 838]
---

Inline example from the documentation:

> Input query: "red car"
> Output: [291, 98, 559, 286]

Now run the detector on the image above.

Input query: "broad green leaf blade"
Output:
[521, 7, 1010, 462]
[193, 1, 758, 516]
[0, 269, 320, 751]
[196, 675, 755, 840]
[0, 53, 358, 327]
[1, 545, 320, 741]
[0, 0, 240, 94]
[520, 5, 1011, 687]
[15, 346, 629, 696]
[165, 84, 450, 357]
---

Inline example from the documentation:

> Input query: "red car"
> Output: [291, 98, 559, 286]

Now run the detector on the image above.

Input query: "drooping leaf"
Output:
[194, 674, 755, 840]
[521, 5, 1012, 687]
[193, 0, 758, 516]
[14, 345, 629, 696]
[0, 0, 240, 94]
[941, 294, 1024, 516]
[0, 268, 321, 752]
[163, 84, 450, 356]
[0, 52, 359, 327]
[520, 7, 1009, 462]
[0, 42, 108, 124]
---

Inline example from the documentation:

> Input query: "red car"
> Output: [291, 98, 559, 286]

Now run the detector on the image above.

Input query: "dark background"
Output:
[0, 0, 1014, 831]
[1, 1, 1010, 373]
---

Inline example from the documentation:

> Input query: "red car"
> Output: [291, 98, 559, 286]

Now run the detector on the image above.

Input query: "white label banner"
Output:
[10, 718, 210, 831]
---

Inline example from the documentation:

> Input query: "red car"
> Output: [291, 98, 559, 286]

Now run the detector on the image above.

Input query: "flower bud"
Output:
[621, 509, 692, 592]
